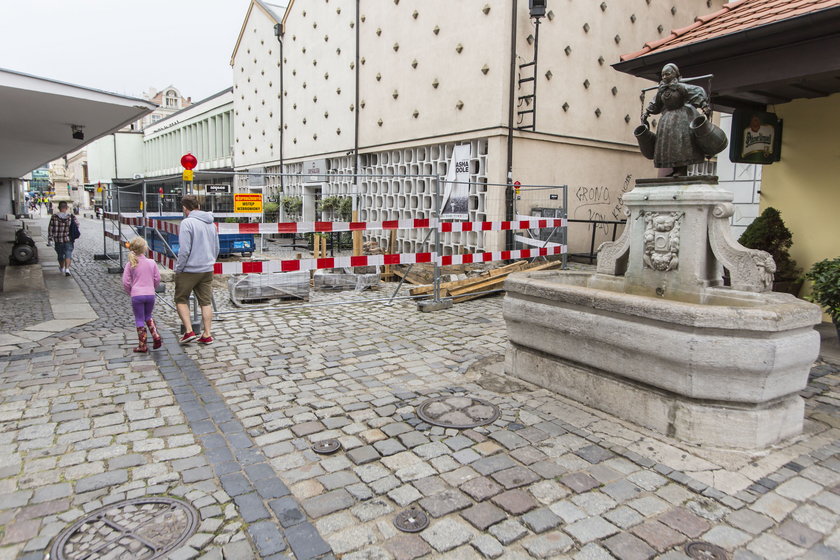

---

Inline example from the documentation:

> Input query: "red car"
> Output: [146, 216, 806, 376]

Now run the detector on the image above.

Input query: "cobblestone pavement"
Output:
[1, 216, 839, 560]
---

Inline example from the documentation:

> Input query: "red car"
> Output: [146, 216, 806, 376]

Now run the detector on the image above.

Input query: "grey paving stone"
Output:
[521, 531, 575, 558]
[443, 435, 475, 451]
[470, 534, 504, 559]
[350, 498, 393, 522]
[530, 459, 567, 479]
[488, 518, 528, 545]
[221, 473, 252, 497]
[255, 478, 291, 500]
[561, 472, 601, 493]
[565, 516, 620, 544]
[372, 439, 406, 457]
[345, 482, 374, 501]
[419, 488, 473, 518]
[487, 430, 529, 450]
[491, 466, 540, 489]
[222, 540, 256, 560]
[460, 476, 503, 502]
[575, 444, 615, 464]
[245, 462, 276, 482]
[31, 483, 71, 504]
[472, 455, 519, 476]
[603, 532, 656, 560]
[381, 422, 412, 437]
[412, 476, 450, 496]
[605, 505, 645, 529]
[452, 448, 482, 465]
[323, 416, 352, 429]
[630, 520, 687, 552]
[75, 470, 128, 493]
[657, 506, 711, 538]
[461, 501, 507, 530]
[775, 519, 823, 548]
[233, 492, 271, 523]
[700, 525, 751, 549]
[269, 496, 306, 528]
[602, 479, 643, 502]
[384, 534, 432, 560]
[725, 507, 776, 535]
[387, 484, 423, 507]
[285, 521, 332, 559]
[248, 521, 288, 556]
[291, 421, 325, 437]
[302, 489, 355, 518]
[510, 446, 548, 465]
[491, 489, 538, 515]
[398, 431, 430, 449]
[370, 474, 400, 494]
[318, 470, 361, 490]
[421, 518, 474, 552]
[346, 445, 380, 465]
[521, 507, 562, 533]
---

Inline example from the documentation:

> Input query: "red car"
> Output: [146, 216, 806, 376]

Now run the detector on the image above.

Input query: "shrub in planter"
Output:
[738, 207, 803, 293]
[805, 257, 840, 336]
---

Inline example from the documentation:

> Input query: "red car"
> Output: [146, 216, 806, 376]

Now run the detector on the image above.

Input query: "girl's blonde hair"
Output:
[128, 237, 148, 268]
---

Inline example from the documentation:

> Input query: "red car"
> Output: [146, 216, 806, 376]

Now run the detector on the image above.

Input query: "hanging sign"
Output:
[205, 184, 231, 193]
[182, 170, 194, 181]
[234, 193, 263, 213]
[440, 144, 471, 220]
[729, 109, 782, 165]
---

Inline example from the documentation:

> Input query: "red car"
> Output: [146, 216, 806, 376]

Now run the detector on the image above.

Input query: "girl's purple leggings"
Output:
[131, 295, 156, 327]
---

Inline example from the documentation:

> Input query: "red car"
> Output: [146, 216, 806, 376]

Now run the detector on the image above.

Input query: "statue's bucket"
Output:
[634, 125, 656, 160]
[690, 115, 728, 157]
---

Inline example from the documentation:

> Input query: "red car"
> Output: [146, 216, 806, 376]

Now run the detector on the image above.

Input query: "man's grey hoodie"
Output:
[175, 210, 220, 273]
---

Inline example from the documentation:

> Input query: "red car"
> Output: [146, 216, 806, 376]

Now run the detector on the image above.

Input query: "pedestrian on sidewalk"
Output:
[122, 237, 162, 353]
[47, 201, 80, 276]
[174, 195, 219, 345]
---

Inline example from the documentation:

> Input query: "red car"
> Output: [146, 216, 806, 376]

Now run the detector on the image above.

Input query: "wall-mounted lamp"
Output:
[71, 124, 84, 140]
[528, 0, 547, 19]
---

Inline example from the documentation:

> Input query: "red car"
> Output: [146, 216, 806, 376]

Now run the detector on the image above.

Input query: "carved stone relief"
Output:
[708, 203, 774, 292]
[642, 211, 682, 271]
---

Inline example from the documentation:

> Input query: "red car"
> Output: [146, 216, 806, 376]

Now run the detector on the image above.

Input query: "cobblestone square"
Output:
[1, 216, 839, 559]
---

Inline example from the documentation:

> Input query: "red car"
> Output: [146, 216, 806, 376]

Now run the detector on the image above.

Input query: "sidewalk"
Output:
[0, 215, 838, 560]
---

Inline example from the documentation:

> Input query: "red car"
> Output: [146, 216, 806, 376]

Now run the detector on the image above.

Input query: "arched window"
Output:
[165, 90, 178, 108]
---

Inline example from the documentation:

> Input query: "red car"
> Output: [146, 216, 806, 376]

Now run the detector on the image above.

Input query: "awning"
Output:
[0, 68, 156, 178]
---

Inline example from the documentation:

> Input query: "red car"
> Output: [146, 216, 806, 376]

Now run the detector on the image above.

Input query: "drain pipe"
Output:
[505, 0, 518, 250]
[274, 23, 285, 195]
[352, 0, 362, 256]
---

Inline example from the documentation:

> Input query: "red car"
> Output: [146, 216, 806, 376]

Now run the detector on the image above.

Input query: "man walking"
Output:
[174, 195, 219, 344]
[47, 201, 79, 276]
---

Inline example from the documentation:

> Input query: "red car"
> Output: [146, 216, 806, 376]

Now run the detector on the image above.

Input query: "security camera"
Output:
[71, 124, 84, 141]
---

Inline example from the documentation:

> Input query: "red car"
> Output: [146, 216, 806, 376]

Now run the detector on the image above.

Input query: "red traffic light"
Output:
[180, 153, 197, 170]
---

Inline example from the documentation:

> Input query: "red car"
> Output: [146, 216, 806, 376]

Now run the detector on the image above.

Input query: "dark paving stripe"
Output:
[152, 333, 334, 560]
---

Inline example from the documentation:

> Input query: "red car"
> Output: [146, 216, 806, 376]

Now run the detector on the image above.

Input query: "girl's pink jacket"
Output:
[122, 256, 161, 296]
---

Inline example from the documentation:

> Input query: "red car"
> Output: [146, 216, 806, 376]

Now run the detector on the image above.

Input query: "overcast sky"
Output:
[2, 0, 256, 101]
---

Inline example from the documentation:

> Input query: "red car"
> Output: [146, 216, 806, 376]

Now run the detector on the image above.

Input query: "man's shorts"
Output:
[54, 241, 74, 261]
[174, 271, 214, 306]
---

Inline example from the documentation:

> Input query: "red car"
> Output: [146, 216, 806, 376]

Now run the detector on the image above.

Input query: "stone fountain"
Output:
[503, 66, 821, 449]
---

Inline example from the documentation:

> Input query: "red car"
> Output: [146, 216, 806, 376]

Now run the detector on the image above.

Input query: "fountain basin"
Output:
[503, 270, 822, 448]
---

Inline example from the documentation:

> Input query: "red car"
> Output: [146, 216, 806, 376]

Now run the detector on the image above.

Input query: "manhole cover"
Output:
[312, 439, 341, 455]
[49, 497, 199, 560]
[685, 541, 728, 560]
[416, 395, 501, 429]
[394, 508, 429, 533]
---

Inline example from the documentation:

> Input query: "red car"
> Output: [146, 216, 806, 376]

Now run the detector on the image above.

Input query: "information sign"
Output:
[234, 193, 263, 213]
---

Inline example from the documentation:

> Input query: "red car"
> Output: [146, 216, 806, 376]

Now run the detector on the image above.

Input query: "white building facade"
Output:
[232, 0, 758, 255]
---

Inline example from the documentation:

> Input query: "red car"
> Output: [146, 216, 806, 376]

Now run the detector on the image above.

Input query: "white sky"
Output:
[2, 0, 255, 102]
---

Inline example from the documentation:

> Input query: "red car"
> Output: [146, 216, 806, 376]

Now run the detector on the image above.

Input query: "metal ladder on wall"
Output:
[517, 16, 543, 131]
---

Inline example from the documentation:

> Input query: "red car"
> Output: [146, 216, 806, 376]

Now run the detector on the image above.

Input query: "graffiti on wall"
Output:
[572, 174, 633, 233]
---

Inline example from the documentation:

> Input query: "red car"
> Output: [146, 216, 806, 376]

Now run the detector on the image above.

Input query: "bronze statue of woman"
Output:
[641, 63, 712, 176]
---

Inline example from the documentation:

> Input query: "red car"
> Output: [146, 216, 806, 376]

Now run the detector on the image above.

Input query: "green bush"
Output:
[738, 207, 801, 280]
[281, 196, 302, 217]
[318, 196, 352, 221]
[805, 257, 840, 324]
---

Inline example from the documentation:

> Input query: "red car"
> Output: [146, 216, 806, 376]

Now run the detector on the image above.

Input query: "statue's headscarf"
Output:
[662, 63, 680, 81]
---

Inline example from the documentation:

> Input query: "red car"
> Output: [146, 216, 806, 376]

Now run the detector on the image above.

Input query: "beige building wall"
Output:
[232, 0, 726, 254]
[759, 93, 840, 303]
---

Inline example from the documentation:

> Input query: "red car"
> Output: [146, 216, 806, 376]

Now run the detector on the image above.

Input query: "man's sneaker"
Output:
[198, 336, 214, 345]
[179, 331, 198, 344]
[65, 269, 71, 277]
[59, 267, 65, 274]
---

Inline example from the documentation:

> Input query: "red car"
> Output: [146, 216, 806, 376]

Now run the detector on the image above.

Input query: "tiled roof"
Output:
[621, 0, 840, 61]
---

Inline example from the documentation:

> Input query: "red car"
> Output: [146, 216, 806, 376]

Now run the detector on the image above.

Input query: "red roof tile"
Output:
[620, 0, 840, 61]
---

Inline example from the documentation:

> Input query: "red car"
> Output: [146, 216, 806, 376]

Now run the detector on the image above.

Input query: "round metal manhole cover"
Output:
[416, 395, 501, 429]
[49, 497, 199, 560]
[394, 508, 430, 533]
[685, 541, 729, 560]
[312, 438, 342, 455]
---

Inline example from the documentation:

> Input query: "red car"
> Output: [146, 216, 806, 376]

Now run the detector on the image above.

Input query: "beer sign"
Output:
[234, 193, 263, 213]
[729, 109, 782, 165]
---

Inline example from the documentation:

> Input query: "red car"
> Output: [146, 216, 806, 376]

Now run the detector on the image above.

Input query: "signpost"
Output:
[234, 193, 263, 213]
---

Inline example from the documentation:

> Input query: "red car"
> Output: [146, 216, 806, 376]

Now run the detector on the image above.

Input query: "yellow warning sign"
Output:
[234, 193, 263, 213]
[182, 170, 194, 181]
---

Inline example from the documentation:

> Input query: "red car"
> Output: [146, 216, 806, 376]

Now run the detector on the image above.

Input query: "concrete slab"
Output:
[14, 330, 52, 341]
[3, 264, 46, 292]
[24, 319, 89, 333]
[0, 333, 29, 346]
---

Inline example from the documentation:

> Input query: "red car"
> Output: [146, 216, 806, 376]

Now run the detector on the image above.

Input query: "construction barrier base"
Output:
[93, 254, 118, 261]
[107, 266, 122, 274]
[417, 299, 454, 313]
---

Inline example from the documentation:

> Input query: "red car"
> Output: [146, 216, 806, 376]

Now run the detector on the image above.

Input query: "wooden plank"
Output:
[393, 268, 427, 286]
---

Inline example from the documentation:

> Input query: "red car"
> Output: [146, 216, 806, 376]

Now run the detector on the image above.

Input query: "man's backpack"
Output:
[69, 217, 81, 241]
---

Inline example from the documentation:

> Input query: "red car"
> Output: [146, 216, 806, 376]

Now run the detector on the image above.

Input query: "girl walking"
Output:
[122, 237, 162, 352]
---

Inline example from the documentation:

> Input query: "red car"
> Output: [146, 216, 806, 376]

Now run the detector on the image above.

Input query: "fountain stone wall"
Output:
[503, 177, 822, 449]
